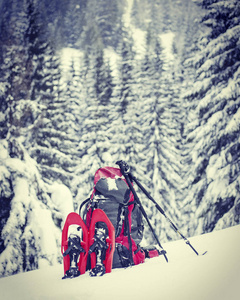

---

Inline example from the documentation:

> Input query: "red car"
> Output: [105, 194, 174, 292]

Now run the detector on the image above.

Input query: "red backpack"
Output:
[62, 165, 161, 279]
[81, 166, 146, 268]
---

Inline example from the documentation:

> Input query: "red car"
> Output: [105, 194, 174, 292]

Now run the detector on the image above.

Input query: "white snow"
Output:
[122, 0, 134, 27]
[102, 152, 114, 164]
[47, 182, 74, 223]
[104, 47, 121, 77]
[61, 47, 83, 71]
[68, 224, 82, 237]
[226, 107, 240, 133]
[1, 224, 240, 300]
[132, 28, 147, 59]
[0, 111, 5, 122]
[30, 203, 61, 269]
[60, 47, 84, 83]
[0, 139, 8, 159]
[160, 32, 175, 63]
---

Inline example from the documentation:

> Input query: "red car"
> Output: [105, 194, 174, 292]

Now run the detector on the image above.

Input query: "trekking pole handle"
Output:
[116, 160, 130, 175]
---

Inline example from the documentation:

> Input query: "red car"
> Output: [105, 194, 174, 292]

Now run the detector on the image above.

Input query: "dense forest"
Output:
[0, 0, 239, 277]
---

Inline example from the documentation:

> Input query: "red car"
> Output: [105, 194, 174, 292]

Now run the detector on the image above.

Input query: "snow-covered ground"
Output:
[1, 224, 240, 300]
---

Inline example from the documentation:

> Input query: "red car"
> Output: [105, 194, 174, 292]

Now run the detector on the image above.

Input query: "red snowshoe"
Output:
[88, 209, 115, 276]
[61, 212, 88, 279]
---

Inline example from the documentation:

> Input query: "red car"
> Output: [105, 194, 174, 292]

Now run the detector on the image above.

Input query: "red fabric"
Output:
[93, 167, 124, 183]
[148, 249, 160, 258]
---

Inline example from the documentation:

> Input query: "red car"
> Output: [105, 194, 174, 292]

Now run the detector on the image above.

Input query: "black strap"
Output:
[79, 198, 90, 216]
[89, 236, 108, 253]
[134, 245, 141, 255]
[63, 236, 85, 256]
[123, 206, 134, 266]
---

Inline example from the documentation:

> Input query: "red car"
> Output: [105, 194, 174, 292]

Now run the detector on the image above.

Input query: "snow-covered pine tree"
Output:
[38, 0, 70, 48]
[73, 39, 115, 203]
[110, 26, 143, 166]
[131, 0, 172, 34]
[0, 0, 46, 160]
[171, 0, 203, 65]
[131, 0, 151, 31]
[59, 55, 87, 199]
[0, 138, 62, 277]
[19, 1, 76, 191]
[175, 2, 207, 234]
[62, 0, 86, 48]
[183, 0, 240, 236]
[137, 26, 182, 243]
[0, 0, 67, 277]
[28, 50, 76, 189]
[96, 0, 124, 49]
[0, 0, 32, 140]
[159, 0, 173, 33]
[80, 0, 124, 50]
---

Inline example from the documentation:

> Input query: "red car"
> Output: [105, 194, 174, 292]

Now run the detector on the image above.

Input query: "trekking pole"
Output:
[128, 169, 207, 256]
[116, 161, 168, 263]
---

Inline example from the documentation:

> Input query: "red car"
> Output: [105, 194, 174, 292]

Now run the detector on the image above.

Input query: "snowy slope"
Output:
[1, 225, 240, 300]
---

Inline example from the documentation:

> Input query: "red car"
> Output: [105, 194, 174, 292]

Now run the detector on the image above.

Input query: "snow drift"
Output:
[0, 224, 239, 300]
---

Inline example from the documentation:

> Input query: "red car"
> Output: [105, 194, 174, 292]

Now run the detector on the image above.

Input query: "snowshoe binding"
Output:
[61, 213, 88, 279]
[88, 209, 115, 276]
[89, 225, 108, 276]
